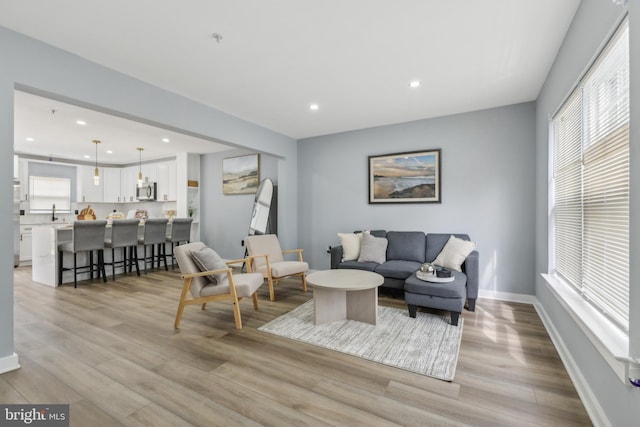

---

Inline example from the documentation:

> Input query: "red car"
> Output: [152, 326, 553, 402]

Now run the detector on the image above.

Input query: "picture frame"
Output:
[223, 154, 260, 195]
[368, 149, 441, 204]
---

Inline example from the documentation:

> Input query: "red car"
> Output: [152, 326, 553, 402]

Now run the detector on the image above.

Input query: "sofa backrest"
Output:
[354, 230, 387, 238]
[425, 233, 471, 262]
[386, 231, 426, 263]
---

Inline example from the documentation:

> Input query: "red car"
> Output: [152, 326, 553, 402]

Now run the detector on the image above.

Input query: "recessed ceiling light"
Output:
[106, 150, 113, 154]
[26, 137, 34, 142]
[76, 120, 86, 126]
[162, 138, 170, 143]
[409, 80, 422, 88]
[83, 154, 90, 159]
[309, 104, 319, 111]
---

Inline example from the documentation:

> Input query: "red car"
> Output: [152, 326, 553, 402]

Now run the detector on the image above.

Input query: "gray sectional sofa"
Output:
[330, 231, 478, 325]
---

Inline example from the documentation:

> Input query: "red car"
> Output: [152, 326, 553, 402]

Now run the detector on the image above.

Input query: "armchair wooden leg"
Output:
[174, 302, 185, 329]
[252, 293, 259, 309]
[267, 276, 275, 302]
[201, 303, 207, 310]
[232, 300, 242, 329]
[301, 273, 307, 292]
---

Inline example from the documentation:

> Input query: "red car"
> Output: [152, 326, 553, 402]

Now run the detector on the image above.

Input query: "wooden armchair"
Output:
[245, 234, 309, 301]
[174, 242, 263, 329]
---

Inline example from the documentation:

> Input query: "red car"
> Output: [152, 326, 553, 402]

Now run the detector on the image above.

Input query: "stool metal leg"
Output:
[100, 250, 107, 282]
[132, 246, 140, 276]
[58, 250, 63, 286]
[73, 253, 78, 288]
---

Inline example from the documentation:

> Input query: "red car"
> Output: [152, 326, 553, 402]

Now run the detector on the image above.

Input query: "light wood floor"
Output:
[3, 266, 592, 427]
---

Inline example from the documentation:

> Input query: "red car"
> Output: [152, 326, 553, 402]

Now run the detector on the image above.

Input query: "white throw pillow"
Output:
[338, 232, 363, 261]
[432, 235, 476, 272]
[191, 247, 228, 284]
[358, 232, 388, 264]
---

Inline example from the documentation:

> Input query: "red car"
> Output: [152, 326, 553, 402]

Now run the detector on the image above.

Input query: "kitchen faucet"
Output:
[51, 203, 58, 222]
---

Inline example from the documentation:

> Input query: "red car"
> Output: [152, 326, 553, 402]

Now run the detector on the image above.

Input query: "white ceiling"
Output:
[13, 90, 231, 164]
[2, 0, 580, 158]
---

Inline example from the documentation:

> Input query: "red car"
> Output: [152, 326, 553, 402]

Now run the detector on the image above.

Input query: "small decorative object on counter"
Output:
[134, 209, 148, 220]
[107, 210, 125, 220]
[77, 205, 96, 220]
[164, 210, 176, 221]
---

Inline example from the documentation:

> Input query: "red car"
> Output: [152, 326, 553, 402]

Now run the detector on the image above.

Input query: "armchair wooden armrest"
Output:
[282, 248, 304, 262]
[181, 267, 233, 279]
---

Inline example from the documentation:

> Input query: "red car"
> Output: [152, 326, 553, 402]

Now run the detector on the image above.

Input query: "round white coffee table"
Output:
[307, 269, 384, 325]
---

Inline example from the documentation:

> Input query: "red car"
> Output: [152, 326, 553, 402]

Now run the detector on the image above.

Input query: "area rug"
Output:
[258, 301, 463, 381]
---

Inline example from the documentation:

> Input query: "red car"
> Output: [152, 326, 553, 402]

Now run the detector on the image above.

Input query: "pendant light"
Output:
[137, 147, 144, 187]
[92, 140, 101, 186]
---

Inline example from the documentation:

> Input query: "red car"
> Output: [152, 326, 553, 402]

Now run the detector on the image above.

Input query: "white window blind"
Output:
[551, 19, 629, 330]
[29, 176, 71, 212]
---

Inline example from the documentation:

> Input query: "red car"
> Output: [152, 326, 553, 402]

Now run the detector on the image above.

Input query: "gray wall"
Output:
[0, 27, 298, 364]
[534, 0, 640, 426]
[200, 150, 278, 260]
[298, 102, 536, 296]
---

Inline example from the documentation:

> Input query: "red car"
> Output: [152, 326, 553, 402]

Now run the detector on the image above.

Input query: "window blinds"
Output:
[551, 19, 629, 330]
[29, 176, 71, 211]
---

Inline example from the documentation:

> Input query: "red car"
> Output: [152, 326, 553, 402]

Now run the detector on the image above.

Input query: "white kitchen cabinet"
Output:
[125, 166, 140, 202]
[141, 163, 157, 184]
[103, 167, 122, 202]
[18, 158, 29, 202]
[77, 164, 103, 203]
[19, 225, 32, 263]
[156, 159, 177, 201]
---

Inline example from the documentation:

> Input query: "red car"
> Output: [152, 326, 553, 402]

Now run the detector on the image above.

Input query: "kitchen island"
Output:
[32, 224, 72, 287]
[31, 221, 166, 287]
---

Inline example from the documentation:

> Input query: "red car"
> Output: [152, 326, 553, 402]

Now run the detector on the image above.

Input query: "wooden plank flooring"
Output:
[4, 266, 592, 426]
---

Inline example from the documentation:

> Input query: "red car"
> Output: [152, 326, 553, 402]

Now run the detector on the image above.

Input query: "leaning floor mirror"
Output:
[248, 178, 276, 236]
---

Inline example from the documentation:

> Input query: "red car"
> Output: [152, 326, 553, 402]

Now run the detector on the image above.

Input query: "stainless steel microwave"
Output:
[136, 182, 157, 201]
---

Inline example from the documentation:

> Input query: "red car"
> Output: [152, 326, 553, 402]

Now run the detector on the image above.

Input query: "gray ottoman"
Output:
[404, 271, 467, 326]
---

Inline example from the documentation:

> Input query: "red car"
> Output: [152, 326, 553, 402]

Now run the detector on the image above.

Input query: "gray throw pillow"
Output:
[190, 247, 228, 284]
[358, 232, 388, 264]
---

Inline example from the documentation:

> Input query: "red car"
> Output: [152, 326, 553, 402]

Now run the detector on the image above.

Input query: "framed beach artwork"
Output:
[223, 154, 260, 195]
[368, 149, 441, 204]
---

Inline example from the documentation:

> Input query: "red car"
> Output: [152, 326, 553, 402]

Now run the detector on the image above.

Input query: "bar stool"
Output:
[104, 219, 140, 280]
[137, 218, 169, 274]
[58, 220, 108, 288]
[165, 218, 193, 269]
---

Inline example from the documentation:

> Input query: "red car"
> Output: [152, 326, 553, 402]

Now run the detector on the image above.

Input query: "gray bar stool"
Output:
[104, 219, 140, 280]
[137, 218, 169, 274]
[58, 220, 108, 288]
[165, 218, 193, 269]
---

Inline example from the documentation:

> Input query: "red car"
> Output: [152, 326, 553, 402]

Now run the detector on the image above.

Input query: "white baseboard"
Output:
[0, 352, 20, 374]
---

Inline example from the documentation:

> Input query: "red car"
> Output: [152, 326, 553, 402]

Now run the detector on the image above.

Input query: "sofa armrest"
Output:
[330, 245, 343, 269]
[463, 250, 479, 301]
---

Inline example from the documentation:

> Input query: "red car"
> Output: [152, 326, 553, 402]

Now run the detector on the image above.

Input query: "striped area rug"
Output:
[258, 300, 463, 381]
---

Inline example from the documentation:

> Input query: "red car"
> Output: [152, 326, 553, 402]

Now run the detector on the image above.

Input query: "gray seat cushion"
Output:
[404, 271, 467, 299]
[375, 260, 422, 280]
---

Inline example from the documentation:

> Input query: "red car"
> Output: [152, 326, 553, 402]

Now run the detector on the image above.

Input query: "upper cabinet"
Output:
[77, 165, 103, 203]
[156, 159, 177, 201]
[103, 167, 122, 203]
[120, 166, 138, 203]
[18, 158, 29, 202]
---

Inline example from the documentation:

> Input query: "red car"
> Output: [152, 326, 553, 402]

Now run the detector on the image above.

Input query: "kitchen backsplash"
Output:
[20, 201, 176, 225]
